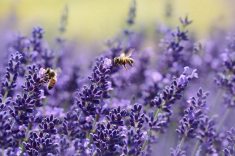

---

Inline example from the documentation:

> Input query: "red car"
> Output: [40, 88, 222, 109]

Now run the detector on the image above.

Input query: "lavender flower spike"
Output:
[178, 66, 198, 86]
[173, 89, 209, 155]
[1, 52, 23, 100]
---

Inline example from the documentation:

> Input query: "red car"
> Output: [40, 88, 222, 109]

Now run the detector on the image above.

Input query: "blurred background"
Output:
[0, 0, 234, 43]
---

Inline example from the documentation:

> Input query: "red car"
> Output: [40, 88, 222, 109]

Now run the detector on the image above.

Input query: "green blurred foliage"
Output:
[0, 0, 233, 41]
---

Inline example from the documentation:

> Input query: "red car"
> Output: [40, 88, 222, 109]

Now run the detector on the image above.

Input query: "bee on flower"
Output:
[39, 68, 58, 90]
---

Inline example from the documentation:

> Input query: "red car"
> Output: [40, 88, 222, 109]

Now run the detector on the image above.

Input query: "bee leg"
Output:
[127, 61, 133, 67]
[123, 64, 128, 70]
[130, 59, 134, 64]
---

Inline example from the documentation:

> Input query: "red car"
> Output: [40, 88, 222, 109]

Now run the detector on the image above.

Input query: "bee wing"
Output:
[120, 53, 125, 57]
[54, 68, 62, 77]
[54, 75, 58, 81]
[126, 49, 135, 57]
[114, 57, 118, 64]
[39, 68, 46, 77]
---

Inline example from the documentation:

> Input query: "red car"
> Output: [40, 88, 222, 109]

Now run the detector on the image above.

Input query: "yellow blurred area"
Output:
[0, 0, 233, 41]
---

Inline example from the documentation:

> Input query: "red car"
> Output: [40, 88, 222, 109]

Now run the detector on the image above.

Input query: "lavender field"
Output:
[0, 0, 235, 156]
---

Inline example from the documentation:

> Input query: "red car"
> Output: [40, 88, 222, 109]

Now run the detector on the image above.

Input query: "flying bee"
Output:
[113, 49, 134, 69]
[39, 68, 58, 90]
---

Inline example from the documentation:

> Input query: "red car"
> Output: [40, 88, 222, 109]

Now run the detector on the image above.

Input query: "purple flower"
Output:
[1, 3, 235, 156]
[177, 89, 208, 138]
[31, 27, 44, 53]
[197, 116, 217, 154]
[91, 123, 126, 155]
[173, 89, 209, 155]
[0, 52, 24, 150]
[216, 49, 235, 107]
[1, 52, 22, 99]
[75, 57, 112, 116]
[125, 104, 145, 155]
[223, 128, 235, 156]
[10, 65, 50, 125]
[157, 17, 194, 76]
[179, 16, 193, 28]
[171, 146, 186, 156]
[126, 0, 136, 25]
[23, 131, 59, 156]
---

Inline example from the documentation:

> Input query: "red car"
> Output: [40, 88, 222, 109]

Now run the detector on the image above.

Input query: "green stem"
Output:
[217, 108, 230, 131]
[86, 114, 99, 149]
[142, 101, 166, 151]
[143, 87, 177, 152]
[1, 149, 4, 156]
[178, 135, 186, 150]
[19, 123, 32, 156]
[142, 129, 151, 151]
[191, 140, 200, 156]
[92, 152, 97, 156]
[2, 90, 9, 102]
[142, 109, 160, 151]
[154, 107, 161, 119]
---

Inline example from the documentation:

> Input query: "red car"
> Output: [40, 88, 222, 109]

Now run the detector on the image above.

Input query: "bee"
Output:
[113, 49, 134, 69]
[39, 68, 58, 90]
